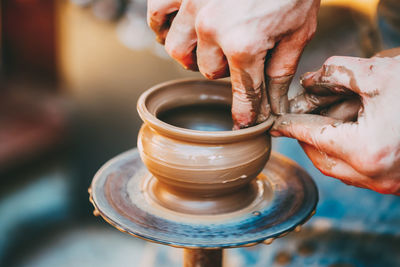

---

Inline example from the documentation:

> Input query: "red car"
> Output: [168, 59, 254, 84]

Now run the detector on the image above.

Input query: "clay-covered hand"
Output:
[147, 0, 319, 128]
[271, 55, 400, 195]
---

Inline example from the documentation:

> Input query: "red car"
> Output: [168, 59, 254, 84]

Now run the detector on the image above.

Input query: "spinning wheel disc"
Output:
[90, 149, 318, 248]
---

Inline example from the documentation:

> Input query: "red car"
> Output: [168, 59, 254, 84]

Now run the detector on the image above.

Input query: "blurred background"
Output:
[0, 0, 399, 266]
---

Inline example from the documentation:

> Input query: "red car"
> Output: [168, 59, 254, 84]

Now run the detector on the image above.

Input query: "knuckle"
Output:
[147, 2, 162, 21]
[148, 9, 158, 19]
[292, 19, 317, 45]
[223, 38, 258, 63]
[164, 41, 180, 58]
[165, 40, 188, 61]
[165, 38, 197, 70]
[228, 47, 253, 62]
[195, 12, 217, 38]
[298, 21, 317, 43]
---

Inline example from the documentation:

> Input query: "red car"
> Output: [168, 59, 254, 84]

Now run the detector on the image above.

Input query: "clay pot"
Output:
[137, 79, 273, 213]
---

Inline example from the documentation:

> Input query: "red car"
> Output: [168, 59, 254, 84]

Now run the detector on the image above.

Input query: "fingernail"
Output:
[300, 72, 317, 87]
[270, 130, 282, 137]
[300, 72, 315, 81]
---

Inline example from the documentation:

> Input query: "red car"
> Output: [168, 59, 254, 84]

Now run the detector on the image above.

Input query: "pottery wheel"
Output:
[90, 149, 318, 248]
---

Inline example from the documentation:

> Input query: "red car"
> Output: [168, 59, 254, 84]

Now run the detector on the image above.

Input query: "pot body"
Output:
[138, 123, 271, 196]
[136, 79, 273, 197]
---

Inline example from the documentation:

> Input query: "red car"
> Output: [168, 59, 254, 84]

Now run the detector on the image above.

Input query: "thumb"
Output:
[271, 114, 359, 162]
[300, 56, 382, 97]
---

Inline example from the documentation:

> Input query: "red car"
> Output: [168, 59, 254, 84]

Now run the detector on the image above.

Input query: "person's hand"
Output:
[271, 55, 400, 195]
[147, 0, 320, 128]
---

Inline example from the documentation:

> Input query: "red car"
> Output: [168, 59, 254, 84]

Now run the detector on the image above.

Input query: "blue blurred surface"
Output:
[275, 138, 400, 235]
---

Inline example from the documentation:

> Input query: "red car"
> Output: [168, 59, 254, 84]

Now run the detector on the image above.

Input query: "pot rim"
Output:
[137, 78, 274, 143]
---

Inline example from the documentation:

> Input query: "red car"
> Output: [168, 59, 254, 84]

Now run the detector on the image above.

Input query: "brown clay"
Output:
[137, 79, 274, 214]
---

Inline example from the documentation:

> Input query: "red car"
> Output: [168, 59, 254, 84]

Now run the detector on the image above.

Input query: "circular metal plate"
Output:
[90, 149, 318, 248]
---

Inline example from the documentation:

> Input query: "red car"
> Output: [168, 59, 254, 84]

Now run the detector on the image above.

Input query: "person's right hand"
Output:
[147, 0, 319, 128]
[271, 55, 400, 195]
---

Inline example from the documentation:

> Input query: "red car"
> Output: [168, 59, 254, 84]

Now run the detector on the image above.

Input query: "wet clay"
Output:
[137, 79, 274, 214]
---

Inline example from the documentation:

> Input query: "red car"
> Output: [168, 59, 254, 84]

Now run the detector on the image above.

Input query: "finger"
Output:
[219, 28, 273, 128]
[300, 72, 337, 95]
[300, 56, 380, 97]
[164, 0, 198, 70]
[271, 114, 359, 162]
[321, 97, 361, 121]
[147, 0, 181, 44]
[196, 42, 228, 79]
[195, 21, 228, 79]
[299, 142, 373, 189]
[289, 93, 342, 114]
[265, 74, 293, 115]
[302, 142, 400, 195]
[265, 20, 316, 115]
[229, 65, 266, 129]
[225, 50, 269, 128]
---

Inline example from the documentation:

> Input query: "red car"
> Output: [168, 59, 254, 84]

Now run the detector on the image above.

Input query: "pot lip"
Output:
[137, 78, 274, 143]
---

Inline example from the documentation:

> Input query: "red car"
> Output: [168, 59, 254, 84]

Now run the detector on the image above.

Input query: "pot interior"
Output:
[138, 79, 273, 143]
[157, 103, 233, 131]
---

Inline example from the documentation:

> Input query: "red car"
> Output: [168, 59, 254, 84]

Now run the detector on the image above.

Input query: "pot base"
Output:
[143, 172, 272, 215]
[89, 148, 318, 248]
